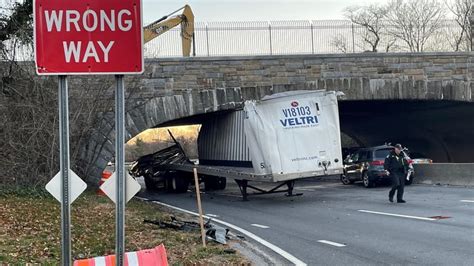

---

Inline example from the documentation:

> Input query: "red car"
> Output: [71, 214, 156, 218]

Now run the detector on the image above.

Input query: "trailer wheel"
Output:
[204, 176, 226, 191]
[167, 175, 189, 193]
[144, 174, 159, 192]
[216, 177, 226, 190]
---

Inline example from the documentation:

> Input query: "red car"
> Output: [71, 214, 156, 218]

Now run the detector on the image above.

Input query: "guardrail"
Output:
[2, 20, 466, 61]
[144, 20, 465, 58]
[413, 163, 474, 186]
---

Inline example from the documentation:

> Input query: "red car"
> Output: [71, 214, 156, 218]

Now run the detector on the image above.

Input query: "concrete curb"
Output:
[414, 163, 474, 186]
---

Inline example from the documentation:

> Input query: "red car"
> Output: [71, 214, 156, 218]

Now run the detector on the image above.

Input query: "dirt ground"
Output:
[0, 189, 249, 265]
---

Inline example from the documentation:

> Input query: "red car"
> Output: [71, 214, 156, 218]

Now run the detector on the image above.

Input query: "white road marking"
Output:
[358, 210, 437, 221]
[206, 213, 219, 218]
[460, 200, 474, 203]
[251, 223, 270, 229]
[317, 240, 346, 247]
[148, 200, 307, 266]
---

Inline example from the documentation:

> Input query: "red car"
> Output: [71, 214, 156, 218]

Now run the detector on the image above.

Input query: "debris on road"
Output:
[206, 224, 230, 244]
[144, 216, 231, 244]
[144, 216, 210, 231]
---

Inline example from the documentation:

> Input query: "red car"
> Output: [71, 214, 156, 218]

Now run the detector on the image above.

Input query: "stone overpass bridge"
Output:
[82, 52, 474, 181]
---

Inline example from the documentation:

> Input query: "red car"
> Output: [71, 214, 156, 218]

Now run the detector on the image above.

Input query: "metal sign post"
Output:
[115, 75, 126, 265]
[35, 1, 144, 264]
[58, 75, 71, 266]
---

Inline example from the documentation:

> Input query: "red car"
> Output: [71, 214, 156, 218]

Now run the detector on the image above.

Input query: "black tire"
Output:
[362, 172, 375, 188]
[216, 177, 226, 190]
[406, 174, 414, 185]
[167, 175, 189, 193]
[144, 174, 159, 192]
[204, 176, 227, 191]
[340, 174, 354, 185]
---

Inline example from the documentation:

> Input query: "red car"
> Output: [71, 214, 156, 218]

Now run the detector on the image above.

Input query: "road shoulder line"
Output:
[251, 224, 270, 229]
[358, 210, 437, 221]
[317, 240, 346, 247]
[140, 198, 307, 266]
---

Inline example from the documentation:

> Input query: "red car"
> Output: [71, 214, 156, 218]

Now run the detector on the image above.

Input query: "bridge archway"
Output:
[339, 100, 474, 163]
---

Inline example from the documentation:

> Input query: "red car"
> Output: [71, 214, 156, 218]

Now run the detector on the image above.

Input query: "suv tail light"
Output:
[369, 160, 384, 166]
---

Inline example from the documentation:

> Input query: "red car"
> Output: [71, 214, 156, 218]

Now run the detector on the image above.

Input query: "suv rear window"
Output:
[374, 148, 392, 159]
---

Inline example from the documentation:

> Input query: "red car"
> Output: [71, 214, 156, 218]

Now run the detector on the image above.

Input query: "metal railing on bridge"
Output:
[144, 20, 466, 58]
[1, 20, 467, 61]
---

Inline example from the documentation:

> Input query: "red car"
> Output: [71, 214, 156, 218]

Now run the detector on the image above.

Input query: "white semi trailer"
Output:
[130, 90, 344, 200]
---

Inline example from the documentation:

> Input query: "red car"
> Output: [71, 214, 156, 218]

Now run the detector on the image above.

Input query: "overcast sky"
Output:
[142, 0, 393, 23]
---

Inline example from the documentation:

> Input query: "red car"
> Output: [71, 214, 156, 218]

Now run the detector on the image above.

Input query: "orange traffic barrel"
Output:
[74, 244, 168, 266]
[97, 170, 112, 195]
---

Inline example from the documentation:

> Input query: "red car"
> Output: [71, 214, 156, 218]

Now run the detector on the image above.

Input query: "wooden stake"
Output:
[193, 168, 206, 247]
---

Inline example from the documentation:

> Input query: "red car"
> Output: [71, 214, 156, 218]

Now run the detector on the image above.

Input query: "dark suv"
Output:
[340, 145, 414, 188]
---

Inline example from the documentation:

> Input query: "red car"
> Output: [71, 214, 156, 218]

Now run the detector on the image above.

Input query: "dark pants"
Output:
[389, 172, 405, 201]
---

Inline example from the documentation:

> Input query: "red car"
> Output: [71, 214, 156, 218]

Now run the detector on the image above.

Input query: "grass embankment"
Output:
[0, 188, 247, 265]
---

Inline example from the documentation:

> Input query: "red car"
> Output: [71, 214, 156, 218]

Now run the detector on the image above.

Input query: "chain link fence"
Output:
[144, 20, 466, 58]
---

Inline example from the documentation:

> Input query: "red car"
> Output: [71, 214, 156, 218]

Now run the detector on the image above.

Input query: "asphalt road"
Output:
[139, 178, 474, 265]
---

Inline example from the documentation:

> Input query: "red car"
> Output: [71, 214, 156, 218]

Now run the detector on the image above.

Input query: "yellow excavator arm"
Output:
[143, 5, 195, 57]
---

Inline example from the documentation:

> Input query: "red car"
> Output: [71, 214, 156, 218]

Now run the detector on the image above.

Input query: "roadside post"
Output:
[193, 168, 207, 247]
[115, 75, 126, 263]
[57, 75, 72, 264]
[34, 0, 144, 265]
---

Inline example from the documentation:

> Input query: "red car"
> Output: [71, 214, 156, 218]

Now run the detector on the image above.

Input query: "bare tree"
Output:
[344, 4, 388, 52]
[331, 34, 350, 53]
[386, 0, 446, 52]
[446, 0, 472, 51]
[383, 35, 399, 52]
[0, 59, 115, 187]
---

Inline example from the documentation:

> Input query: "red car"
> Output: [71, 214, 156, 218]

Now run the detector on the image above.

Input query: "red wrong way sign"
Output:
[34, 0, 143, 75]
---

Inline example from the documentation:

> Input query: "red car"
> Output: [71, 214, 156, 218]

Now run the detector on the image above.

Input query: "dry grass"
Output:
[0, 190, 248, 265]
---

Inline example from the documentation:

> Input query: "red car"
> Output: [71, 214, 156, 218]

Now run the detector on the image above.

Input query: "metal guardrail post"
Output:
[192, 30, 196, 57]
[310, 21, 315, 54]
[268, 22, 273, 55]
[351, 22, 355, 53]
[470, 11, 474, 51]
[205, 23, 210, 56]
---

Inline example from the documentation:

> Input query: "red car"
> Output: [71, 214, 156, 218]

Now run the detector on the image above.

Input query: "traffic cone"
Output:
[97, 170, 112, 195]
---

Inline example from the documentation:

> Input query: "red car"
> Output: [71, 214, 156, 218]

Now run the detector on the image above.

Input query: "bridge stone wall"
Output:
[139, 52, 473, 102]
[80, 52, 474, 182]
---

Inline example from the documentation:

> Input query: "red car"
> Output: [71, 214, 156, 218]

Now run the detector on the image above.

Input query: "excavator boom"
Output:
[143, 5, 194, 57]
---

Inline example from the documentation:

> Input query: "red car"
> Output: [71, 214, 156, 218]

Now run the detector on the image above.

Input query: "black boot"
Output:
[397, 199, 406, 203]
[389, 189, 395, 203]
